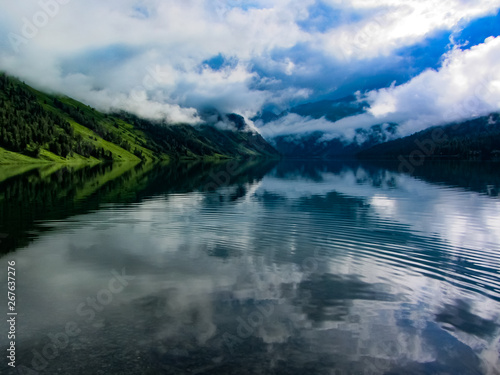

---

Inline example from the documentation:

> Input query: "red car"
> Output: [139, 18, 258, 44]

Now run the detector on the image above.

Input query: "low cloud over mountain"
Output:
[1, 0, 500, 140]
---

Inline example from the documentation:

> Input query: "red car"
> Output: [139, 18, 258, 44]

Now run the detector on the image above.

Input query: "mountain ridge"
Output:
[358, 113, 500, 161]
[0, 73, 279, 164]
[254, 95, 500, 160]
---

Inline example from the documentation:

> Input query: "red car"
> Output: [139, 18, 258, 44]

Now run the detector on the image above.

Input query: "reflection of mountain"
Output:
[276, 159, 500, 198]
[1, 162, 142, 252]
[255, 160, 500, 302]
[2, 159, 500, 374]
[407, 160, 500, 197]
[0, 159, 278, 254]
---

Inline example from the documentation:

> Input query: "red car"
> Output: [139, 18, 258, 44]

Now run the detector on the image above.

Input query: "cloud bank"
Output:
[365, 36, 500, 136]
[259, 35, 500, 139]
[0, 0, 499, 133]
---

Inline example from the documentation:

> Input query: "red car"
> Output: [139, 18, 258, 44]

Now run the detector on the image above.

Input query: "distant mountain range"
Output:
[271, 123, 398, 159]
[358, 113, 500, 161]
[0, 73, 279, 164]
[254, 95, 400, 158]
[2, 71, 499, 164]
[254, 95, 500, 160]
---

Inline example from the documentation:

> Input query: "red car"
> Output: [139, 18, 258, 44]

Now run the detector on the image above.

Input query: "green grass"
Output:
[1, 74, 167, 164]
[0, 146, 46, 164]
[68, 120, 141, 162]
[1, 72, 278, 165]
[3, 79, 153, 164]
[51, 97, 166, 163]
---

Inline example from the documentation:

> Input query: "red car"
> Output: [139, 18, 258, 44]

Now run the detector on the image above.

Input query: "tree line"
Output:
[0, 73, 113, 160]
[358, 114, 500, 160]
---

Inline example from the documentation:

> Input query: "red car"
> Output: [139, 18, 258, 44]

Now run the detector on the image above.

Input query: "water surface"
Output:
[1, 160, 499, 374]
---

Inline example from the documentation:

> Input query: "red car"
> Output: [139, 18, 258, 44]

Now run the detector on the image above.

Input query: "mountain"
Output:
[272, 123, 398, 159]
[0, 73, 279, 164]
[255, 94, 500, 160]
[254, 95, 389, 158]
[358, 113, 500, 161]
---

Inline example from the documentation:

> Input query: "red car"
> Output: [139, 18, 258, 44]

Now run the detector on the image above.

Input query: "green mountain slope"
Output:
[0, 73, 279, 164]
[358, 113, 500, 160]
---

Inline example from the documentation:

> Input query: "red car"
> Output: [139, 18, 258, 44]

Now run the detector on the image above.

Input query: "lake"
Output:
[1, 159, 500, 374]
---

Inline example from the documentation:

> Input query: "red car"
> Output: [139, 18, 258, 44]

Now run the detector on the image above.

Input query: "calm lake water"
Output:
[1, 159, 500, 375]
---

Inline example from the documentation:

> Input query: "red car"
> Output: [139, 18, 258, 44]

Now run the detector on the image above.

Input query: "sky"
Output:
[1, 0, 500, 140]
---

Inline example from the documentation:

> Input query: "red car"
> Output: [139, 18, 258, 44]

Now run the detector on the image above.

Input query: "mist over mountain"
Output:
[358, 112, 500, 161]
[1, 1, 500, 150]
[253, 95, 397, 157]
[0, 73, 279, 163]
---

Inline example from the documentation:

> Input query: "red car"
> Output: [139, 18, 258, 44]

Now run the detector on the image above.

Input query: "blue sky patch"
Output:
[297, 1, 367, 33]
[132, 3, 150, 19]
[452, 9, 500, 49]
[393, 30, 452, 78]
[202, 54, 238, 71]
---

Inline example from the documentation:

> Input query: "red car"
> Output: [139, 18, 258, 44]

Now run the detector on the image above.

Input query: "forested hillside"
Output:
[0, 73, 279, 163]
[358, 114, 500, 160]
[272, 123, 398, 159]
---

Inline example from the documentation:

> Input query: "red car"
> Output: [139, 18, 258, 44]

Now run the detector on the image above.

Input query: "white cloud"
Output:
[0, 0, 309, 122]
[260, 36, 500, 140]
[364, 36, 500, 135]
[257, 165, 500, 251]
[1, 0, 499, 126]
[320, 0, 500, 60]
[258, 113, 351, 139]
[258, 111, 392, 141]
